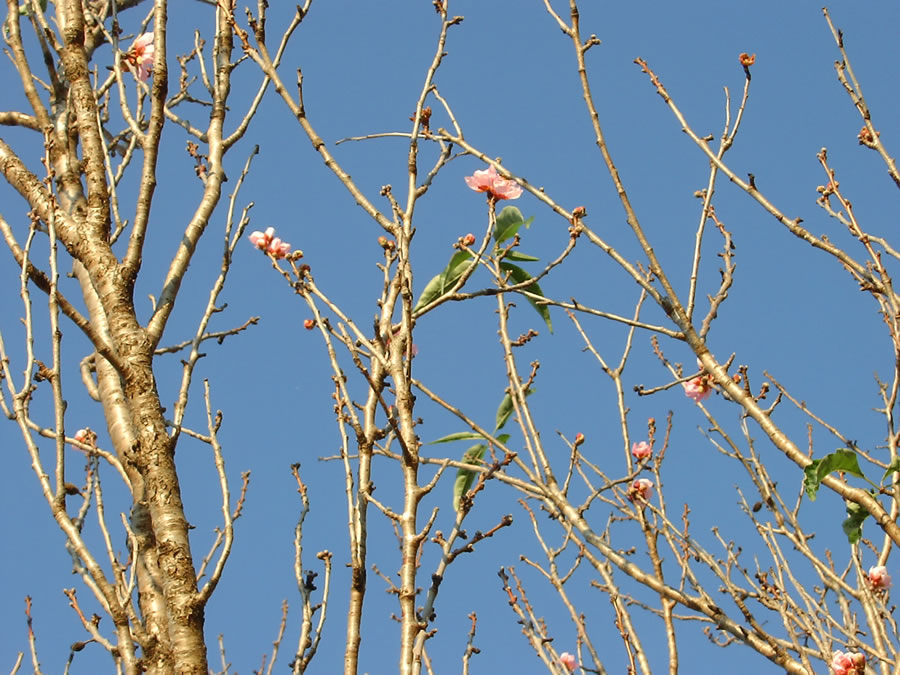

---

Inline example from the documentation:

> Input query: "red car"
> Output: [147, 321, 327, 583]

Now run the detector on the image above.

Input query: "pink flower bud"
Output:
[831, 650, 865, 675]
[631, 441, 652, 460]
[303, 319, 316, 330]
[71, 428, 95, 450]
[573, 432, 585, 447]
[630, 478, 653, 502]
[559, 652, 577, 672]
[462, 233, 476, 246]
[868, 565, 892, 589]
[267, 237, 292, 259]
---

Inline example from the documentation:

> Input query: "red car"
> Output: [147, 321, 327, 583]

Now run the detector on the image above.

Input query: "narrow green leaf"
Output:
[495, 389, 535, 431]
[414, 251, 474, 312]
[453, 444, 487, 511]
[428, 431, 485, 445]
[494, 206, 525, 244]
[503, 250, 540, 262]
[499, 262, 553, 333]
[803, 448, 865, 501]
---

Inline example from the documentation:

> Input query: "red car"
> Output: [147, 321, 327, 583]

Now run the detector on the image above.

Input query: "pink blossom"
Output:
[248, 227, 292, 259]
[462, 233, 476, 246]
[71, 428, 95, 450]
[464, 165, 523, 201]
[832, 650, 866, 675]
[630, 478, 653, 502]
[631, 441, 652, 460]
[129, 32, 155, 82]
[573, 432, 585, 447]
[559, 652, 577, 672]
[268, 237, 292, 259]
[868, 565, 892, 589]
[683, 375, 712, 402]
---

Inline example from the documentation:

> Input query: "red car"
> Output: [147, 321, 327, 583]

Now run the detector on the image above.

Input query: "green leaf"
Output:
[495, 207, 533, 244]
[499, 262, 553, 333]
[453, 444, 487, 511]
[803, 449, 866, 501]
[428, 432, 485, 445]
[503, 250, 540, 262]
[495, 389, 535, 432]
[883, 457, 900, 482]
[414, 251, 474, 312]
[842, 499, 871, 544]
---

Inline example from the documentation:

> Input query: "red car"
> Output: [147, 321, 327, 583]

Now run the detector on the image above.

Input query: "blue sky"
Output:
[3, 1, 900, 672]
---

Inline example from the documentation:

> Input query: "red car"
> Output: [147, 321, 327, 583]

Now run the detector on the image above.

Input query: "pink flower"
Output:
[631, 441, 652, 460]
[683, 375, 712, 402]
[559, 652, 577, 672]
[630, 478, 653, 502]
[573, 432, 585, 447]
[832, 650, 866, 675]
[868, 565, 892, 589]
[462, 233, 476, 246]
[129, 32, 155, 82]
[248, 227, 292, 259]
[464, 165, 523, 201]
[71, 428, 95, 450]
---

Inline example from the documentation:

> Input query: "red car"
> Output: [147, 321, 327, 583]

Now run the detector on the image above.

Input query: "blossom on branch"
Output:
[559, 652, 577, 672]
[464, 165, 523, 201]
[71, 428, 96, 450]
[629, 478, 653, 502]
[683, 374, 713, 402]
[631, 441, 652, 460]
[128, 32, 155, 82]
[868, 565, 892, 589]
[249, 227, 293, 260]
[831, 650, 866, 675]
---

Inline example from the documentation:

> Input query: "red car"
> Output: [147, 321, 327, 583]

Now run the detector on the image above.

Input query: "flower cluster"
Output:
[831, 650, 865, 675]
[559, 652, 577, 672]
[631, 441, 651, 460]
[868, 565, 892, 590]
[248, 227, 292, 259]
[464, 165, 523, 201]
[128, 32, 155, 82]
[629, 478, 653, 502]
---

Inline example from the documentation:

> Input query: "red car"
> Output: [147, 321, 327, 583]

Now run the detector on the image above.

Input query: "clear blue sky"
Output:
[3, 1, 900, 672]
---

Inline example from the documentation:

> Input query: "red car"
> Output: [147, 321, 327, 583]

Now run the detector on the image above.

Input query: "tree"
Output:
[2, 1, 898, 673]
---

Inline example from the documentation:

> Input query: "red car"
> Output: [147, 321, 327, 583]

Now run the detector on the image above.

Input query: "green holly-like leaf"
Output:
[414, 251, 474, 312]
[494, 206, 533, 245]
[803, 448, 866, 501]
[499, 262, 552, 333]
[842, 499, 871, 544]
